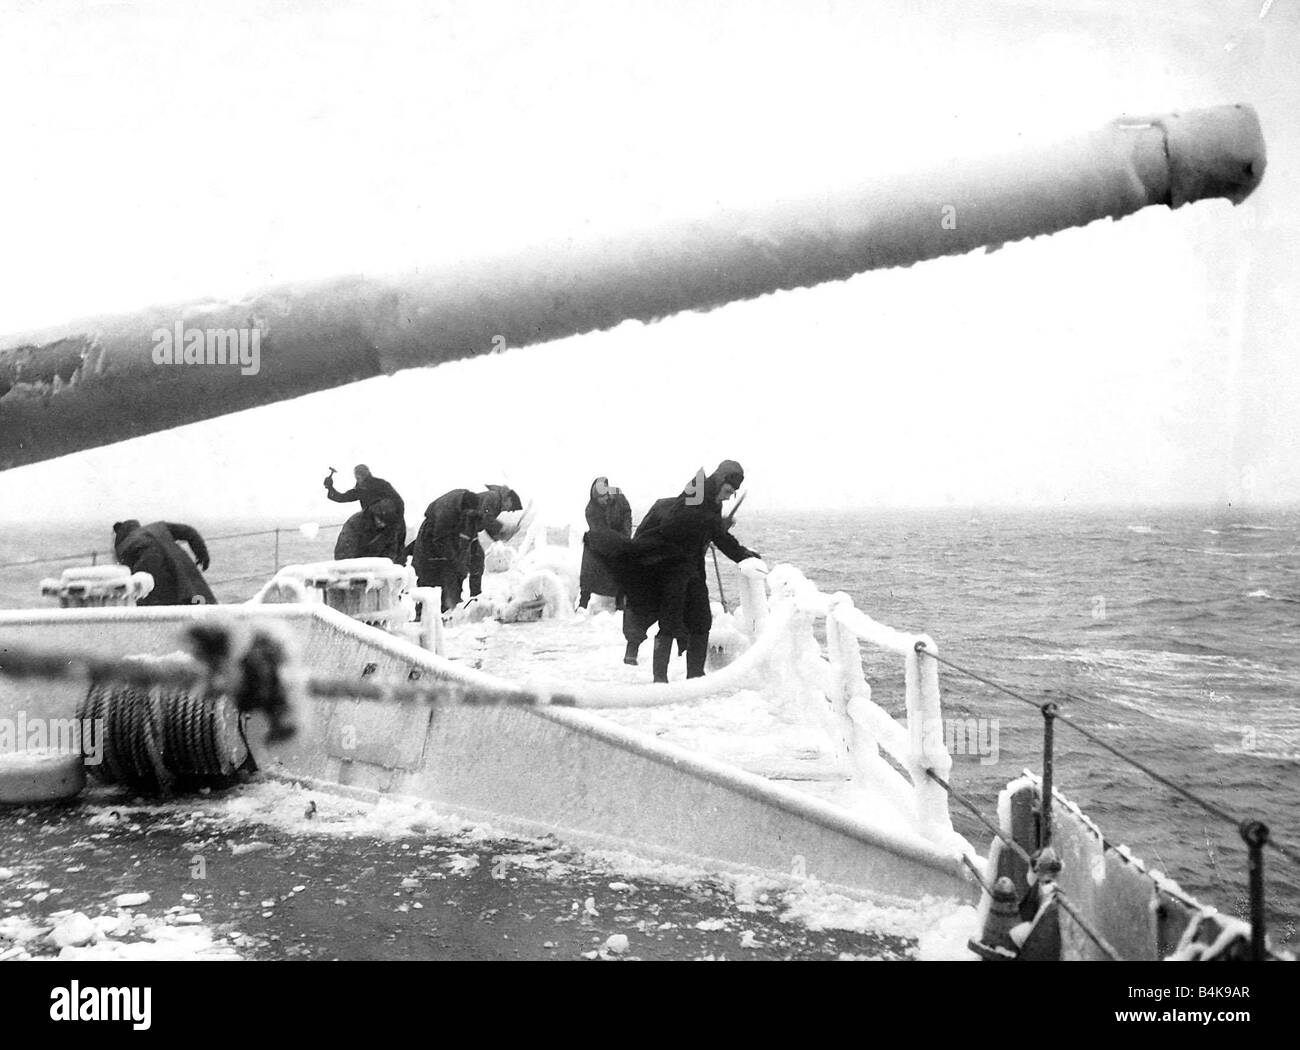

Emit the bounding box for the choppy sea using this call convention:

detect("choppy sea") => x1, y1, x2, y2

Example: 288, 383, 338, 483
2, 506, 1298, 939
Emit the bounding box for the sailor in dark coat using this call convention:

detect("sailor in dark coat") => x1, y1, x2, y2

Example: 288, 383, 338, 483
324, 464, 406, 563
590, 460, 761, 682
467, 485, 521, 597
613, 492, 681, 663
333, 497, 406, 561
579, 477, 633, 610
411, 489, 482, 612
112, 519, 218, 606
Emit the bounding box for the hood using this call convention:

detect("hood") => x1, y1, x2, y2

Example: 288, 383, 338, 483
485, 484, 522, 512
112, 520, 148, 563
708, 460, 744, 490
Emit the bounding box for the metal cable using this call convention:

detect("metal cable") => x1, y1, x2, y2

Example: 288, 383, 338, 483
0, 522, 349, 572
1052, 888, 1123, 961
915, 644, 1300, 869
925, 767, 1033, 865
960, 853, 994, 897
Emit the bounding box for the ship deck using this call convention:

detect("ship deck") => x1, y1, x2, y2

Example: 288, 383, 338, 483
0, 602, 979, 961
0, 780, 963, 962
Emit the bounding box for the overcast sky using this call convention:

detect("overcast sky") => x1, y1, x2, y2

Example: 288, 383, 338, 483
0, 0, 1297, 527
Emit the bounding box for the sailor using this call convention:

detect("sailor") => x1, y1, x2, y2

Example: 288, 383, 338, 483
333, 496, 406, 561
324, 464, 404, 515
617, 488, 685, 663
112, 519, 218, 606
599, 460, 764, 682
323, 464, 406, 563
579, 477, 633, 610
410, 489, 483, 612
467, 485, 523, 598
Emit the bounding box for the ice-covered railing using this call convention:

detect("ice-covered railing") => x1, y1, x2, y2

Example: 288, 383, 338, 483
248, 558, 446, 655
562, 562, 964, 852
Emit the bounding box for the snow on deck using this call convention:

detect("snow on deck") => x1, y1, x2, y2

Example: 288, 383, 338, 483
434, 607, 942, 856
0, 781, 977, 961
442, 610, 861, 804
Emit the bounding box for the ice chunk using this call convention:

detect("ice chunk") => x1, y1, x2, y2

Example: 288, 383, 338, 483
48, 913, 96, 949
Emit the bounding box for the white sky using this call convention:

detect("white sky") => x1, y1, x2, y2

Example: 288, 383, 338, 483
1, 0, 1297, 524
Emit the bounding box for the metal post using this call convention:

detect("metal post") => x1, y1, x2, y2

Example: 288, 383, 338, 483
710, 544, 728, 613
90, 551, 98, 566
273, 528, 281, 574
1240, 819, 1269, 961
1040, 701, 1058, 849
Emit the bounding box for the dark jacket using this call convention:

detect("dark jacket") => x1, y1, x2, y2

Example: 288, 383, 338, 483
634, 496, 675, 539
326, 475, 405, 519
334, 498, 407, 562
412, 489, 480, 583
113, 520, 218, 606
580, 478, 633, 598
588, 470, 757, 596
631, 474, 757, 579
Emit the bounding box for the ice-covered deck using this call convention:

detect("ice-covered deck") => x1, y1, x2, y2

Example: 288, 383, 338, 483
0, 572, 978, 912
447, 611, 864, 807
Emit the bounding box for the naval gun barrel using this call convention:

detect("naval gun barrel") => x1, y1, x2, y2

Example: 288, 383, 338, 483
0, 104, 1265, 470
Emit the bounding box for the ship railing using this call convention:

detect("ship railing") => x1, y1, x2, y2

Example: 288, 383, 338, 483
739, 565, 962, 851
0, 522, 351, 607
909, 644, 1300, 961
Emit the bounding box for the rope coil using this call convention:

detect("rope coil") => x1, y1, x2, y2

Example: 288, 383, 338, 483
78, 677, 251, 796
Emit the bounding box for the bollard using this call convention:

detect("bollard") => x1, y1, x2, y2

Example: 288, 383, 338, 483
1040, 701, 1058, 849
1239, 819, 1269, 962
969, 875, 1022, 960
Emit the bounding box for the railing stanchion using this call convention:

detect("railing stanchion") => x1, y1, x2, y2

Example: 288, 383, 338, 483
1240, 819, 1269, 962
909, 639, 955, 844
91, 551, 98, 566
273, 528, 281, 574
1040, 701, 1058, 850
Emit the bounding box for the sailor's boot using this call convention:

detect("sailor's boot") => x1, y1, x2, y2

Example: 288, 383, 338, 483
685, 634, 709, 679
652, 634, 674, 683
623, 639, 639, 666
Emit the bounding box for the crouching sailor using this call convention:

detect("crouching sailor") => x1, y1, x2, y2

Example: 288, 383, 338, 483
323, 464, 407, 562
411, 488, 482, 612
112, 519, 218, 606
468, 484, 523, 598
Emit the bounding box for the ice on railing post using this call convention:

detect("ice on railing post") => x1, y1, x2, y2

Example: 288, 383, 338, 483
825, 595, 921, 823
736, 562, 769, 638
825, 603, 873, 757
826, 595, 868, 702
410, 586, 445, 655
906, 635, 958, 845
